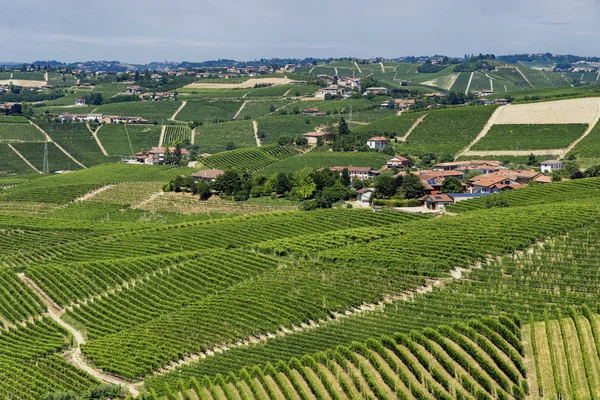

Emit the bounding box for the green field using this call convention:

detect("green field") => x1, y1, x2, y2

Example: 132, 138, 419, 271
176, 100, 242, 123
202, 145, 300, 172
399, 105, 498, 156
163, 125, 192, 145
354, 111, 427, 138
96, 124, 162, 156
35, 121, 108, 166
237, 100, 291, 120
12, 142, 83, 172
0, 123, 46, 142
11, 71, 46, 81
569, 121, 600, 165
194, 120, 256, 153
93, 101, 182, 123
260, 151, 389, 175
472, 124, 587, 151
256, 115, 336, 145
0, 144, 36, 175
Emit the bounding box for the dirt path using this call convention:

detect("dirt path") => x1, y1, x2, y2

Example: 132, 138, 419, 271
334, 67, 338, 76
87, 123, 109, 156
252, 120, 261, 147
516, 67, 535, 88
44, 71, 49, 82
191, 128, 196, 145
7, 144, 42, 174
379, 62, 385, 73
398, 113, 426, 142
283, 87, 293, 97
74, 185, 115, 202
233, 101, 248, 120
455, 105, 506, 158
596, 73, 599, 84
309, 66, 316, 74
133, 191, 164, 209
504, 84, 508, 92
30, 121, 86, 168
354, 62, 362, 74
17, 273, 141, 396
158, 125, 166, 147
169, 101, 187, 121
465, 72, 474, 94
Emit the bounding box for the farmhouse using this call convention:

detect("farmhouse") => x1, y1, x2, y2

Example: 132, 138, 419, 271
420, 194, 454, 210
102, 115, 148, 124
365, 87, 389, 95
540, 160, 564, 173
303, 131, 328, 145
387, 155, 409, 169
141, 147, 190, 165
395, 99, 416, 109
468, 175, 526, 194
74, 99, 87, 106
474, 90, 496, 97
57, 113, 103, 123
423, 92, 448, 98
433, 160, 503, 171
330, 166, 381, 180
126, 85, 142, 94
192, 169, 224, 183
367, 136, 387, 149
356, 188, 375, 205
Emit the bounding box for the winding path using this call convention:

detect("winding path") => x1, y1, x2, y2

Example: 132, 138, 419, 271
252, 120, 261, 147
465, 72, 474, 94
455, 105, 506, 158
17, 273, 141, 396
398, 114, 427, 142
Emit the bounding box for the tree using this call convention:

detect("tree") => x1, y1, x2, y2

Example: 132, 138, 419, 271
527, 153, 538, 166
399, 172, 426, 199
293, 168, 317, 199
269, 104, 276, 112
441, 176, 463, 193
271, 172, 293, 195
278, 136, 294, 146
212, 169, 242, 196
226, 142, 236, 151
338, 117, 350, 136
585, 165, 600, 177
340, 168, 351, 187
374, 174, 396, 198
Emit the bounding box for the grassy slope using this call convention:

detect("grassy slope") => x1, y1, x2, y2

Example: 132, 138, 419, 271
472, 124, 587, 151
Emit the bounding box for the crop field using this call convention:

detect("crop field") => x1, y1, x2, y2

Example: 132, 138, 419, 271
471, 123, 587, 151
349, 107, 397, 123
0, 123, 46, 142
11, 71, 46, 81
176, 100, 242, 123
259, 151, 389, 175
569, 120, 600, 163
354, 111, 427, 138
87, 181, 165, 206
12, 142, 83, 172
237, 100, 291, 120
493, 97, 600, 125
256, 115, 336, 145
399, 105, 498, 155
469, 71, 492, 92
163, 125, 192, 145
308, 66, 337, 76
93, 101, 182, 123
194, 120, 256, 153
0, 115, 29, 124
202, 145, 300, 172
449, 71, 471, 92
0, 144, 35, 174
47, 72, 77, 86
35, 121, 107, 166
96, 124, 161, 156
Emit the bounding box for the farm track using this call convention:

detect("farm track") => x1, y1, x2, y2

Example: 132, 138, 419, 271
74, 185, 115, 202
30, 121, 87, 168
465, 72, 474, 94
233, 101, 248, 120
87, 122, 109, 156
455, 105, 507, 158
133, 190, 164, 209
169, 101, 187, 121
379, 62, 385, 73
354, 62, 362, 74
7, 144, 42, 174
398, 113, 427, 142
17, 273, 142, 396
252, 120, 261, 147
516, 67, 535, 88
158, 125, 166, 147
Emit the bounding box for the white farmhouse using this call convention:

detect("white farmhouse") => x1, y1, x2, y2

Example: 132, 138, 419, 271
540, 160, 564, 173
367, 136, 387, 150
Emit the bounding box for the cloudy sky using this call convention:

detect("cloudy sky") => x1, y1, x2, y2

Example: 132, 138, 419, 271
1, 0, 598, 63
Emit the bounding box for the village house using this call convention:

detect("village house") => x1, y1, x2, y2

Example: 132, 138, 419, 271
474, 90, 496, 97
540, 159, 564, 173
423, 92, 448, 98
387, 155, 409, 169
74, 99, 87, 106
192, 169, 224, 183
303, 131, 328, 145
57, 113, 103, 123
365, 87, 389, 95
126, 85, 142, 94
395, 99, 415, 109
356, 188, 375, 205
330, 166, 381, 180
420, 194, 455, 210
468, 174, 526, 194
367, 136, 387, 150
138, 147, 190, 165
433, 160, 503, 171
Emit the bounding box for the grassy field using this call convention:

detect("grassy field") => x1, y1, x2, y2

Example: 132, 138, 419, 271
96, 124, 162, 156
12, 142, 83, 172
194, 120, 256, 153
472, 123, 588, 151
11, 71, 46, 81
238, 100, 292, 120
202, 145, 300, 172
0, 123, 46, 142
176, 100, 242, 123
398, 105, 498, 156
569, 121, 600, 164
259, 151, 389, 175
93, 101, 182, 123
354, 111, 427, 138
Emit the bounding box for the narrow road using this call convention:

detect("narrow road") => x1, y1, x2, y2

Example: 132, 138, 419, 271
191, 128, 196, 145
398, 114, 427, 142
29, 121, 86, 168
465, 72, 474, 95
252, 120, 261, 147
379, 62, 385, 73
455, 105, 506, 158
17, 273, 141, 397
74, 185, 115, 202
7, 144, 42, 174
334, 67, 338, 76
169, 101, 187, 121
158, 125, 166, 147
516, 67, 535, 88
44, 71, 49, 82
233, 101, 248, 120
87, 123, 109, 156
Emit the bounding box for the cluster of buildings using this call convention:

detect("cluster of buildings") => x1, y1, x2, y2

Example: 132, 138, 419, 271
57, 113, 147, 124
124, 146, 190, 165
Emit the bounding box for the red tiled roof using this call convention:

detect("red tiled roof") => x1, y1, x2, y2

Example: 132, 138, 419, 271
368, 136, 387, 141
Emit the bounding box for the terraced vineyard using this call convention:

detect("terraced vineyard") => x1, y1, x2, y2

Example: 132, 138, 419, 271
202, 144, 300, 172
163, 125, 192, 145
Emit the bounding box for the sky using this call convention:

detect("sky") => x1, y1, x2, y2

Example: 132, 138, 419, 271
1, 0, 599, 63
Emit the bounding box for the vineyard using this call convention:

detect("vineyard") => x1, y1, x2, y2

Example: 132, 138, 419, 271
96, 124, 162, 156
176, 100, 242, 124
194, 120, 256, 153
471, 123, 588, 151
0, 123, 46, 142
259, 151, 389, 176
202, 145, 300, 172
93, 102, 183, 124
35, 120, 107, 166
163, 125, 192, 145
